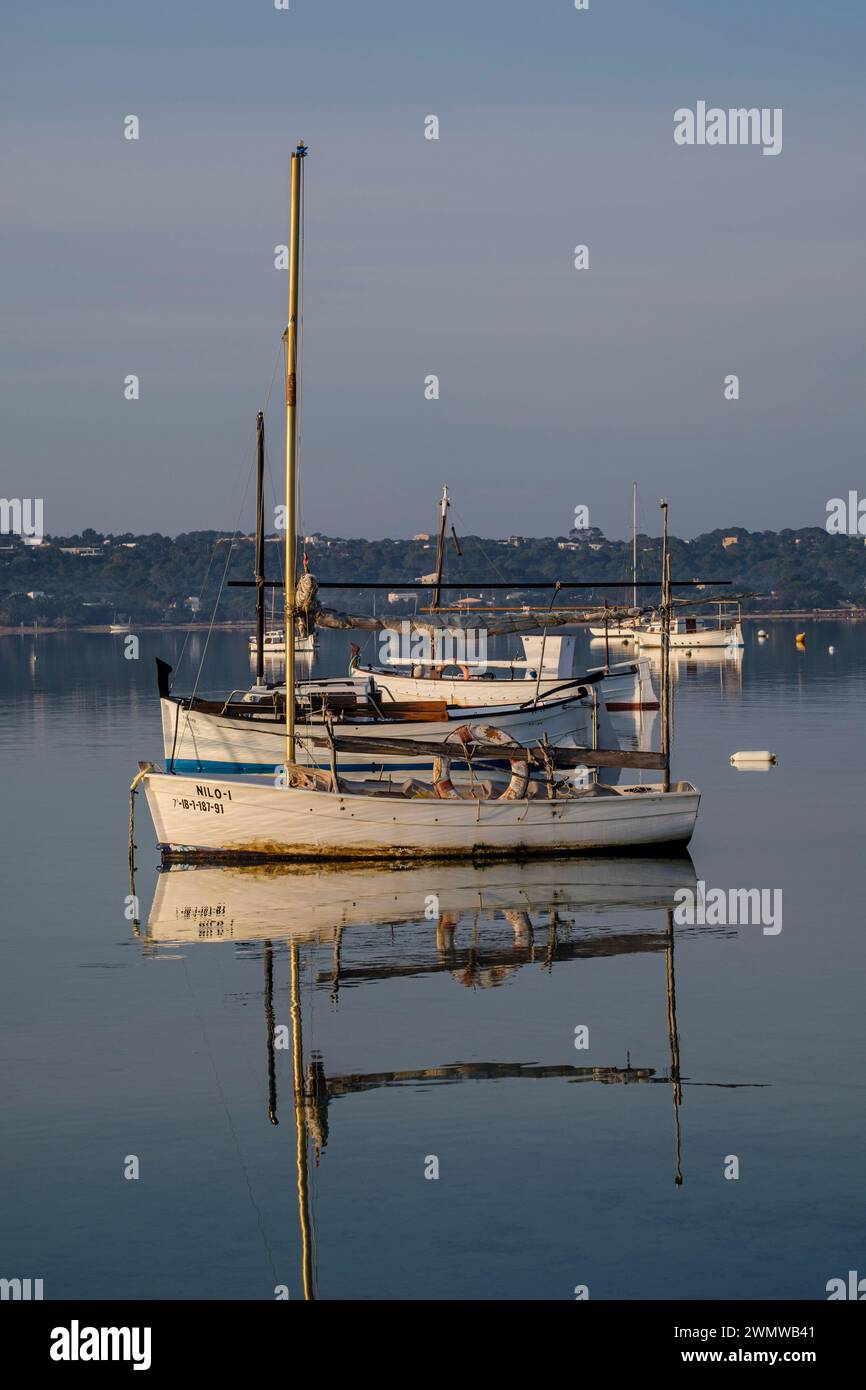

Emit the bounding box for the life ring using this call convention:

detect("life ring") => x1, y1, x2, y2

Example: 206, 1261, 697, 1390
432, 753, 460, 799
472, 724, 530, 800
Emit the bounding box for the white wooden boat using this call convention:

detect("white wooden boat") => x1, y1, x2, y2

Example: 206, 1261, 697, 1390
352, 652, 656, 716
140, 762, 700, 862
518, 635, 658, 712
158, 665, 600, 775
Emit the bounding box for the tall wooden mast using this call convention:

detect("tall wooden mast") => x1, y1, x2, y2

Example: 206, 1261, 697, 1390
285, 142, 307, 766
660, 500, 671, 792
431, 484, 450, 612
632, 481, 638, 610
254, 412, 266, 687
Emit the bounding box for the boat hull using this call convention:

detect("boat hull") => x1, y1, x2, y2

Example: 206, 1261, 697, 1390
357, 661, 657, 715
141, 771, 700, 862
160, 692, 597, 775
639, 623, 744, 649
588, 625, 640, 640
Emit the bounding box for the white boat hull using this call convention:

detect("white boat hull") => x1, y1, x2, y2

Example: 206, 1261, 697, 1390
141, 770, 700, 861
357, 660, 657, 715
248, 636, 317, 656
160, 692, 597, 775
588, 625, 640, 640
596, 659, 658, 712
639, 623, 744, 649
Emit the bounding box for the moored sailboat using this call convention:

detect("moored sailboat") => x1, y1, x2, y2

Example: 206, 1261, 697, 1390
134, 144, 700, 863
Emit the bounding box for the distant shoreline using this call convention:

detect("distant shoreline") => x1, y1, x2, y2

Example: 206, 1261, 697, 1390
2, 611, 864, 637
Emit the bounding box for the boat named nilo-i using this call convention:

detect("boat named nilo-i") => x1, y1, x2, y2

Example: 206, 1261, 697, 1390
133, 145, 700, 860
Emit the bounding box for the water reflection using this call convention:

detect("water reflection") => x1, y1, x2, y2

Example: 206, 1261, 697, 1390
139, 855, 763, 1299
639, 643, 745, 693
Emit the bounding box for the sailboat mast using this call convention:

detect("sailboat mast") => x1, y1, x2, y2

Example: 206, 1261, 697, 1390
660, 500, 671, 792
285, 142, 307, 766
254, 411, 265, 686
632, 481, 637, 610
431, 484, 450, 612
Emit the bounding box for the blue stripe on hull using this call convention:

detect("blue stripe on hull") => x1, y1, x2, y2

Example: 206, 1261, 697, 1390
169, 758, 510, 775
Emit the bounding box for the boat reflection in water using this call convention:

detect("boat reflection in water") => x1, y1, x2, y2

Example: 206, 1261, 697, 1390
142, 855, 762, 1299
636, 641, 745, 699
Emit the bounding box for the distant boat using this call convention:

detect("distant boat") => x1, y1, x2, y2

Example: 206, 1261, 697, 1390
109, 614, 131, 633
248, 627, 317, 657
639, 601, 744, 650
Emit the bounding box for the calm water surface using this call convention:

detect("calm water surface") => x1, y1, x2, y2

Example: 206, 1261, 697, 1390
1, 622, 864, 1300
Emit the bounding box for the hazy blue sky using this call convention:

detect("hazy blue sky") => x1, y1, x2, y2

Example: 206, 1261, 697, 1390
3, 0, 865, 540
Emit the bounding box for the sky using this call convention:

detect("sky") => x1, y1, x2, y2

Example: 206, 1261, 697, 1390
2, 0, 865, 541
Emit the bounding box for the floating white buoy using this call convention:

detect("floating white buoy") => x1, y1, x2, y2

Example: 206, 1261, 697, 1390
757, 629, 768, 639
829, 646, 835, 654
731, 750, 777, 767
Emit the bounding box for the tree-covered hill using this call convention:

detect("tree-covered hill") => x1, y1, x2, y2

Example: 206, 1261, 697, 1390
1, 525, 864, 626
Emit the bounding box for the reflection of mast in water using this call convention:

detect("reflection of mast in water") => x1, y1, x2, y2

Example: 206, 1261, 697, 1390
665, 909, 683, 1187
290, 943, 315, 1301
264, 942, 278, 1126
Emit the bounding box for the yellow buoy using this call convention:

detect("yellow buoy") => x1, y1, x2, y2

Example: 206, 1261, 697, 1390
795, 631, 806, 645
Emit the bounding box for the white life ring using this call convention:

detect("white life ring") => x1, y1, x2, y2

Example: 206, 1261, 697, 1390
432, 753, 460, 799
469, 724, 531, 800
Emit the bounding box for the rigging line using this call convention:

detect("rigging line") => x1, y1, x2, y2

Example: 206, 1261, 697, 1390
450, 503, 512, 588
173, 533, 222, 683
263, 434, 284, 585
179, 337, 284, 682
265, 336, 287, 583
190, 452, 256, 701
